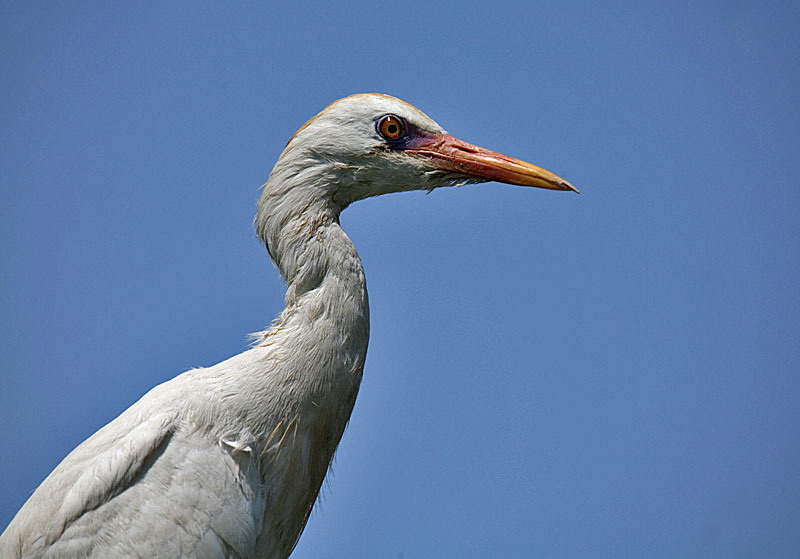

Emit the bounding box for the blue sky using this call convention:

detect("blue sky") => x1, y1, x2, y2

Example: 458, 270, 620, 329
1, 2, 798, 557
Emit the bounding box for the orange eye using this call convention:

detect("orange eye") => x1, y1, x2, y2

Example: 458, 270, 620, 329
377, 115, 405, 141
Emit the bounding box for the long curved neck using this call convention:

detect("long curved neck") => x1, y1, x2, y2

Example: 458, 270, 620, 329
254, 155, 369, 375
246, 160, 369, 557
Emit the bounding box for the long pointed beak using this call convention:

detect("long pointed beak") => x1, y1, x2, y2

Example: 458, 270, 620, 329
405, 133, 579, 193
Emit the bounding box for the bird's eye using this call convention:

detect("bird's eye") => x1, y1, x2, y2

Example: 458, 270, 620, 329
376, 114, 405, 141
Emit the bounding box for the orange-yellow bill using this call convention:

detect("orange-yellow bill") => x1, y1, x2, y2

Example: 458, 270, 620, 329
406, 133, 579, 193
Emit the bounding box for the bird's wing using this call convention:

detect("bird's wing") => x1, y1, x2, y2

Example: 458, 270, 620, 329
0, 392, 176, 557
1, 378, 265, 559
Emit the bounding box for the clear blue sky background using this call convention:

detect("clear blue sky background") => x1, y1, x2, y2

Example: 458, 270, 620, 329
2, 2, 798, 557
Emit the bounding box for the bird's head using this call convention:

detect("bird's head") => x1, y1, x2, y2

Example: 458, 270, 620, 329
269, 93, 578, 208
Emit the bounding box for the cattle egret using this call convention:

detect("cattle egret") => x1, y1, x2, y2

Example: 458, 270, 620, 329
0, 93, 577, 558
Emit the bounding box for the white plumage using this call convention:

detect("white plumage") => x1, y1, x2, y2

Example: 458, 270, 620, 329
0, 93, 576, 558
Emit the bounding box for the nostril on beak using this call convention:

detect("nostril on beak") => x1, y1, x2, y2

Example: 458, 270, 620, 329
453, 143, 478, 154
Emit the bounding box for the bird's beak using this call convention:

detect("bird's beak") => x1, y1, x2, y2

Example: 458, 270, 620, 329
405, 133, 579, 193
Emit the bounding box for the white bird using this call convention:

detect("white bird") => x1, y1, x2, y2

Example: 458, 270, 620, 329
0, 93, 577, 558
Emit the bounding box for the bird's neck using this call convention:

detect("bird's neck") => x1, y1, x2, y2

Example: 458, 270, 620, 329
255, 164, 370, 377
